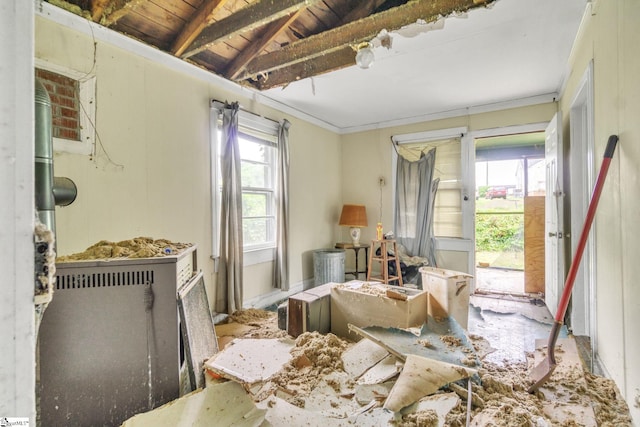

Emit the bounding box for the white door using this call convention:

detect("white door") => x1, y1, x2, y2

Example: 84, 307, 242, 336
545, 113, 564, 314
569, 61, 595, 336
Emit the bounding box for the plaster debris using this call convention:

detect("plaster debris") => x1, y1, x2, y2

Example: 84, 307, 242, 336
226, 309, 288, 339
57, 237, 192, 261
440, 335, 462, 348
162, 304, 632, 426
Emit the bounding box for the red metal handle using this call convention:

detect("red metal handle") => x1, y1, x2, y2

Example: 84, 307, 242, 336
555, 135, 618, 322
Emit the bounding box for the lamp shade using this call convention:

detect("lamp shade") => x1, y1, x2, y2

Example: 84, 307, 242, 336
339, 204, 368, 227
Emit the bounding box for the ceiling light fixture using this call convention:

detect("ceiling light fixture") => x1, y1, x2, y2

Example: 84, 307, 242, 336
355, 42, 374, 69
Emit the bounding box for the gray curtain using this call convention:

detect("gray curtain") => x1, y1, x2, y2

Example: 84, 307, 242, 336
216, 102, 243, 314
273, 119, 291, 290
395, 148, 439, 267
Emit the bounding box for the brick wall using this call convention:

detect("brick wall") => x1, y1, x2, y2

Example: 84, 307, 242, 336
35, 68, 80, 141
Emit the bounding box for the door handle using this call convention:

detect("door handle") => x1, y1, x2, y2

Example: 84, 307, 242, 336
548, 232, 563, 238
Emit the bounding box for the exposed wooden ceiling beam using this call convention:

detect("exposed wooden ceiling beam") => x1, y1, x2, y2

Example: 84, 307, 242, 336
224, 10, 303, 81
181, 0, 320, 59
237, 0, 494, 81
171, 0, 229, 56
101, 0, 148, 27
250, 46, 356, 90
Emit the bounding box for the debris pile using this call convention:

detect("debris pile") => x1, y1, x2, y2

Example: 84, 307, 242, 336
123, 303, 633, 426
57, 237, 192, 261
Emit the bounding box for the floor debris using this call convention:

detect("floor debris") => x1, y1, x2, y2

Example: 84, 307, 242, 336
384, 355, 476, 412
204, 338, 294, 385
122, 298, 632, 426
121, 381, 265, 427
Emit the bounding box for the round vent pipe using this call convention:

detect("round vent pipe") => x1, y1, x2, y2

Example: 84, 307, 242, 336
35, 78, 78, 242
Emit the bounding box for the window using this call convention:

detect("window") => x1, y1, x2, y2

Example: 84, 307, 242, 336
35, 59, 96, 155
395, 137, 464, 238
212, 107, 279, 264
237, 130, 277, 250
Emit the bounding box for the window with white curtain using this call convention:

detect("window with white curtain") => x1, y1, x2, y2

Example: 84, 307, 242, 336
212, 108, 279, 262
396, 138, 463, 238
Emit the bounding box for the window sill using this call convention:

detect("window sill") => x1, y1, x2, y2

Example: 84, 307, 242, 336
244, 247, 276, 266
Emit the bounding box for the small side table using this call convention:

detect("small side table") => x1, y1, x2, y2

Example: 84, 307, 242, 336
335, 242, 370, 280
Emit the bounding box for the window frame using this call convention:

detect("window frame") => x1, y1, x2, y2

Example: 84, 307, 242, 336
210, 103, 279, 266
35, 58, 96, 156
237, 130, 278, 253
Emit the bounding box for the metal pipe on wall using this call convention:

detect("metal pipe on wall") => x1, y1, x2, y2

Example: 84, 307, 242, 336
35, 78, 56, 236
34, 78, 78, 243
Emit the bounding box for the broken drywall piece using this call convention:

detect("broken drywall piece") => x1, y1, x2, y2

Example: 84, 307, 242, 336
354, 381, 395, 405
384, 354, 477, 412
259, 396, 395, 427
348, 324, 407, 361
351, 316, 479, 369
400, 392, 460, 427
258, 396, 347, 427
341, 338, 389, 378
204, 338, 294, 385
470, 295, 553, 324
357, 354, 401, 385
121, 381, 265, 427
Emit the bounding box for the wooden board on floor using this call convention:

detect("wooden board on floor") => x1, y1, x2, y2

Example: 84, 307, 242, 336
524, 196, 545, 293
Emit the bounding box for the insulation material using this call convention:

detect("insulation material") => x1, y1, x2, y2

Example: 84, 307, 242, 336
399, 393, 460, 427
57, 236, 193, 261
34, 219, 55, 305
121, 381, 265, 427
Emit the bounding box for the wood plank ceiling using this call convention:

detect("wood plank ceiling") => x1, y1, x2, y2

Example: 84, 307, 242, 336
48, 0, 496, 90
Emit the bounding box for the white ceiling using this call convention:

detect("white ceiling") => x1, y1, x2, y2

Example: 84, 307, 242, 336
261, 0, 589, 133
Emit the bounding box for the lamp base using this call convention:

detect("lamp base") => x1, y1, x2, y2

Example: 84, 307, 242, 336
350, 227, 361, 246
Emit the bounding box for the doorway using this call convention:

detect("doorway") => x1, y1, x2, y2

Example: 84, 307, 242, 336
473, 132, 545, 295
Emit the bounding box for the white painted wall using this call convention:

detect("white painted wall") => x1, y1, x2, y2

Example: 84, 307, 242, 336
558, 1, 640, 422
0, 1, 36, 422
35, 13, 342, 308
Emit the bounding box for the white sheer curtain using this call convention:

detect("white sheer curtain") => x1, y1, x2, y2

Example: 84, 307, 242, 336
395, 148, 439, 267
273, 119, 291, 290
215, 102, 243, 314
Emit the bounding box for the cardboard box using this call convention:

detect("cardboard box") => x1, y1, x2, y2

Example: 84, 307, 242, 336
287, 283, 333, 337
330, 281, 428, 340
420, 267, 472, 329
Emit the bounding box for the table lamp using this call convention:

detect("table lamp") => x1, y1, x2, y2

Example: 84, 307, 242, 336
339, 204, 368, 246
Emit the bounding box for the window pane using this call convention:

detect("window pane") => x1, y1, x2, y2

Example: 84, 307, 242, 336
243, 193, 267, 217
242, 161, 270, 188
239, 138, 268, 162
243, 217, 274, 246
